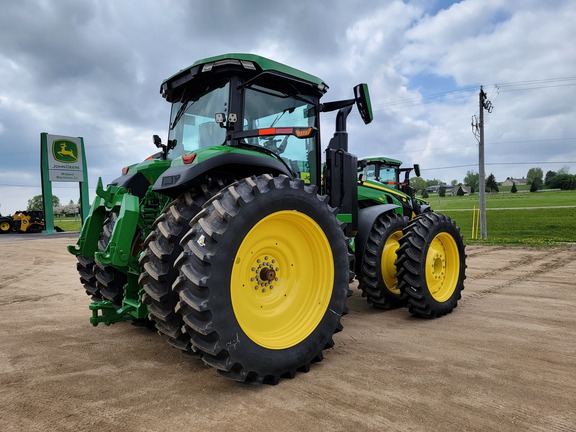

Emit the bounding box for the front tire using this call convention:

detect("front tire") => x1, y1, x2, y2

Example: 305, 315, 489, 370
174, 175, 349, 384
94, 213, 127, 308
0, 218, 13, 233
395, 212, 466, 318
76, 256, 102, 300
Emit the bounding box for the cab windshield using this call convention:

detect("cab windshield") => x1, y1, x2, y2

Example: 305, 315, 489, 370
361, 163, 399, 185
168, 81, 229, 159
243, 85, 317, 183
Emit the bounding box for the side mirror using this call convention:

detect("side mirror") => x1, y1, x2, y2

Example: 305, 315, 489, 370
354, 83, 373, 125
153, 134, 162, 148
413, 164, 421, 177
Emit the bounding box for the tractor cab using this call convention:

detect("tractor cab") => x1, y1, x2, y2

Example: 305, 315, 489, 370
155, 54, 329, 191
154, 54, 372, 233
358, 156, 420, 195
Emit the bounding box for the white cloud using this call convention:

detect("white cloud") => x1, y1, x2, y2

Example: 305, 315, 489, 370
0, 0, 575, 214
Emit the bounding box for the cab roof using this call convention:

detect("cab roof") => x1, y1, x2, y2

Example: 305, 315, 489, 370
161, 53, 328, 102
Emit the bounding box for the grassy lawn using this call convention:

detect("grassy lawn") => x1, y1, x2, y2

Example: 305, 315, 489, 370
430, 189, 576, 210
54, 217, 82, 232
54, 190, 575, 246
428, 190, 576, 245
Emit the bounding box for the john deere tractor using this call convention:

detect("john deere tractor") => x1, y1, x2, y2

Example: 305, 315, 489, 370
356, 156, 433, 309
69, 53, 466, 384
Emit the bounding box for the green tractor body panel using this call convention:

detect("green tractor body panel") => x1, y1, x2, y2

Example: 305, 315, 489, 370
124, 158, 173, 184
154, 146, 295, 198
358, 180, 412, 216
69, 158, 173, 325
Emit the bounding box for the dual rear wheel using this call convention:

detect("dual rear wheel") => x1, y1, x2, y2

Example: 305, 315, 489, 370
359, 211, 466, 318
144, 174, 349, 384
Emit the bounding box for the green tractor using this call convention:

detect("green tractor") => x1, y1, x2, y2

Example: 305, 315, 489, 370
355, 156, 433, 309
69, 53, 466, 384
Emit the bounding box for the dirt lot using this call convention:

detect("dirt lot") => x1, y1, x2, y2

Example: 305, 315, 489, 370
0, 234, 575, 432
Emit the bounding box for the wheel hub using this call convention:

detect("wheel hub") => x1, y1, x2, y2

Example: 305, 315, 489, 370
251, 256, 279, 293
431, 253, 445, 280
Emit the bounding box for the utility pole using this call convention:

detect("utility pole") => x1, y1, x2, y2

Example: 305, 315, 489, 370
477, 86, 492, 239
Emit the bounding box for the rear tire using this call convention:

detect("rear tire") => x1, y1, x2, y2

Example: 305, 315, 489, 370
395, 213, 466, 318
140, 180, 227, 352
174, 175, 349, 384
358, 212, 408, 309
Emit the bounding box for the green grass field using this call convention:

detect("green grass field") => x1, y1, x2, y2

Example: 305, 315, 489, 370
430, 189, 575, 209
55, 190, 575, 246
54, 217, 82, 232
430, 190, 576, 245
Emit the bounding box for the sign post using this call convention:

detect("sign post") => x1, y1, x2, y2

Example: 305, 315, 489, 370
40, 133, 89, 234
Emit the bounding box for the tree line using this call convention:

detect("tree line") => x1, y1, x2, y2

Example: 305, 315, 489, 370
410, 166, 574, 195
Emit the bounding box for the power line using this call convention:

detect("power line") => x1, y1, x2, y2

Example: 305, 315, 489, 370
370, 76, 576, 112
421, 161, 576, 171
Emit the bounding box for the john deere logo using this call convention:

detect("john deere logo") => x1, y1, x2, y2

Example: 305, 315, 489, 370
52, 139, 78, 163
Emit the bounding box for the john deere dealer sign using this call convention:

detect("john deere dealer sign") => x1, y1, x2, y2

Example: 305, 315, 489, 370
45, 135, 84, 182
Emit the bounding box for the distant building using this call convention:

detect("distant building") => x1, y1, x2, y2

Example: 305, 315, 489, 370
425, 185, 454, 193
501, 177, 528, 186
452, 185, 472, 196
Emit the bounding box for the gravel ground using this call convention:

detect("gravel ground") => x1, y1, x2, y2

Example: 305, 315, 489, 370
0, 234, 575, 432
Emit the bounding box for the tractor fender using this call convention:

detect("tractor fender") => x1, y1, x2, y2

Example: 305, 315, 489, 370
355, 204, 400, 274
109, 172, 150, 198
152, 152, 292, 198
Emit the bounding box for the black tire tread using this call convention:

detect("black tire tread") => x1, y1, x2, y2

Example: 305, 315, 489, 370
94, 213, 127, 308
76, 255, 101, 300
358, 212, 408, 309
395, 212, 466, 318
140, 180, 227, 352
174, 174, 349, 384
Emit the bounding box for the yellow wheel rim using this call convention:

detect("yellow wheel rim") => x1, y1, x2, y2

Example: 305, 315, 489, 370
380, 229, 402, 295
0, 221, 10, 231
231, 210, 334, 350
425, 232, 460, 302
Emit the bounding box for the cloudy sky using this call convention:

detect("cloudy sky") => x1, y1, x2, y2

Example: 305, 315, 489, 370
1, 0, 575, 214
